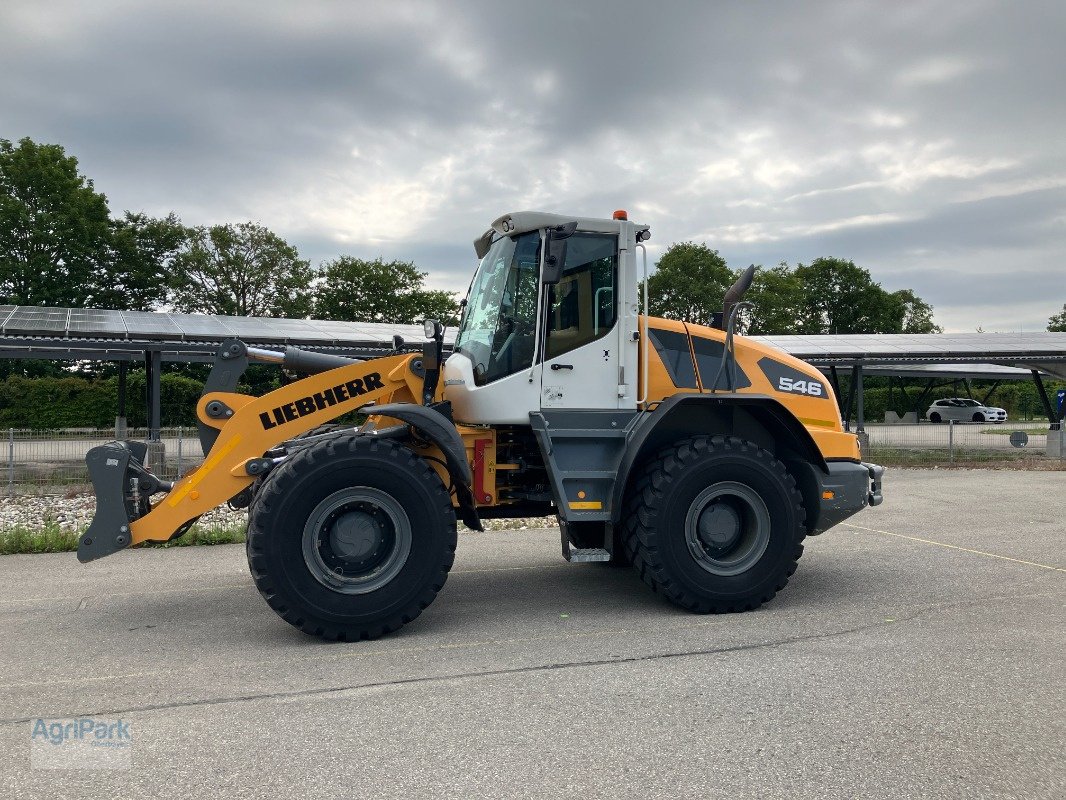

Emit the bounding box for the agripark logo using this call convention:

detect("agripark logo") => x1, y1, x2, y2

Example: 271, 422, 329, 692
29, 717, 132, 770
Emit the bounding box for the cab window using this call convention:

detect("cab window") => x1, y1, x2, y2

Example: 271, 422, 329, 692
544, 233, 617, 360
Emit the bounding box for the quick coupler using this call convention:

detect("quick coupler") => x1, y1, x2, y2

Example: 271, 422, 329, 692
77, 441, 172, 563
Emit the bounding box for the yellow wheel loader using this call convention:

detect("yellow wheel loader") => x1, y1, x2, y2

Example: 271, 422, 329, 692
79, 210, 884, 640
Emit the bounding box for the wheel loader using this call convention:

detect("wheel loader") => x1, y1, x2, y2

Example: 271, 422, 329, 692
79, 210, 884, 640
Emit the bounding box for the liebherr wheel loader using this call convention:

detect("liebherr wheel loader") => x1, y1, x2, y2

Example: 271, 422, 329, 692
80, 210, 884, 640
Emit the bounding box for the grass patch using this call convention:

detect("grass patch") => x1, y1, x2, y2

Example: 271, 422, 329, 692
0, 521, 247, 556
0, 522, 80, 555
867, 446, 1063, 469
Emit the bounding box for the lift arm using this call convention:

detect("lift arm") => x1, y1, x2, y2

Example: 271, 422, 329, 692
78, 350, 421, 562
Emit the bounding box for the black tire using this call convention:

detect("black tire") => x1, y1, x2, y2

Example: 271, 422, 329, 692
246, 436, 457, 640
972, 413, 984, 423
622, 435, 806, 613
929, 412, 942, 423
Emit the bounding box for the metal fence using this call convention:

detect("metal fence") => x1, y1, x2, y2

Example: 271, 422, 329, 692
862, 420, 1064, 467
4, 427, 204, 496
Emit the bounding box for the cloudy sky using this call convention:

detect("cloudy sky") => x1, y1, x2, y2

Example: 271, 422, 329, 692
3, 0, 1064, 331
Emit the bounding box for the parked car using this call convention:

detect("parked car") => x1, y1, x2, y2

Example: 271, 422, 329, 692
926, 398, 1007, 423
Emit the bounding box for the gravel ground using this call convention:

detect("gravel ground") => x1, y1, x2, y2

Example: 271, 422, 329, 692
0, 493, 556, 532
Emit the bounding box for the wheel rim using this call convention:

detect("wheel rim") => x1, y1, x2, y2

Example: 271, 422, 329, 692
302, 487, 412, 594
684, 481, 771, 577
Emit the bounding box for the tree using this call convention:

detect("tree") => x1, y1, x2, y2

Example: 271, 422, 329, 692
645, 242, 735, 324
170, 222, 314, 318
794, 257, 902, 334
313, 257, 458, 325
95, 212, 190, 311
744, 263, 803, 334
888, 288, 942, 333
1049, 304, 1066, 332
0, 137, 112, 307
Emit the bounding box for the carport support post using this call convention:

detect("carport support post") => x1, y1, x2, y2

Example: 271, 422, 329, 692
1031, 370, 1059, 430
115, 362, 128, 440
853, 364, 870, 455
144, 350, 165, 472
842, 368, 856, 432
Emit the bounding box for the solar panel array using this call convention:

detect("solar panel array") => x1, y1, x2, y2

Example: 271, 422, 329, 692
0, 305, 452, 347
749, 332, 1066, 362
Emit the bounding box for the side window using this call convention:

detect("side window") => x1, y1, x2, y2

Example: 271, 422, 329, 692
544, 233, 617, 360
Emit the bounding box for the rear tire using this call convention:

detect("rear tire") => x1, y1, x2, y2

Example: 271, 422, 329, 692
929, 412, 942, 423
247, 436, 457, 640
622, 436, 806, 613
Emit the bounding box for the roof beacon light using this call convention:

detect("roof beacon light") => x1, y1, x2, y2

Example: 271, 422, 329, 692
612, 209, 628, 221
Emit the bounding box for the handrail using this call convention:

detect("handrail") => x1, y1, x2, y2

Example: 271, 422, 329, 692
637, 244, 649, 407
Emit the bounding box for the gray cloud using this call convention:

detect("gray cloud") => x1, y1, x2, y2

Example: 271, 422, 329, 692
2, 0, 1064, 330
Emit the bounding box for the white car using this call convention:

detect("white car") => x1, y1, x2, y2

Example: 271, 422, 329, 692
926, 398, 1007, 424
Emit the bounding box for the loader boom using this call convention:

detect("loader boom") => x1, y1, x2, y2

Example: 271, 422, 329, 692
79, 351, 422, 561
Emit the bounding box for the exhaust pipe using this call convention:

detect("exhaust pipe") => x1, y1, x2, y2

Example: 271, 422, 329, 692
715, 264, 756, 330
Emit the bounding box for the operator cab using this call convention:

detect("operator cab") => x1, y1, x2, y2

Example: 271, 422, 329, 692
446, 211, 649, 424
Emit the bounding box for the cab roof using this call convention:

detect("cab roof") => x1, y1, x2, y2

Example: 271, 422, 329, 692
474, 210, 649, 257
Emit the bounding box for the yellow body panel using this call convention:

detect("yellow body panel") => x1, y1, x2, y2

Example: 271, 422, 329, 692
642, 317, 860, 461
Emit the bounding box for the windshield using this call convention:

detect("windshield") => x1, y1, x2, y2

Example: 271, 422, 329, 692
454, 230, 542, 385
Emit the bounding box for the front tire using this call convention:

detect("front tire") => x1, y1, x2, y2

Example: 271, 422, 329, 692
622, 436, 806, 613
247, 436, 457, 640
972, 413, 984, 423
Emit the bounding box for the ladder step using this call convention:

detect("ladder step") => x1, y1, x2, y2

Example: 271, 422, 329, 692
567, 547, 611, 563
546, 429, 628, 438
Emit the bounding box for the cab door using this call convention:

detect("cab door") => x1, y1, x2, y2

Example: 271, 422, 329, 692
539, 233, 623, 411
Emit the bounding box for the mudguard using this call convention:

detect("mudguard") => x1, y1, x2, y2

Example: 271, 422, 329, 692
363, 402, 482, 531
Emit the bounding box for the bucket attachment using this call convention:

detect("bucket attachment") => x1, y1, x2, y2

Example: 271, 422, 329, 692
78, 441, 172, 563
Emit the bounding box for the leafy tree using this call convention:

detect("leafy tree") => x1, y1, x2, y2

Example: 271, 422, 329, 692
95, 212, 190, 311
794, 257, 902, 334
1049, 304, 1066, 332
0, 137, 112, 307
170, 222, 313, 318
313, 257, 458, 325
645, 242, 735, 325
744, 263, 803, 334
887, 288, 942, 333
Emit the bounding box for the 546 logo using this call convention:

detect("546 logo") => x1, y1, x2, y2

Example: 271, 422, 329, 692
777, 376, 823, 397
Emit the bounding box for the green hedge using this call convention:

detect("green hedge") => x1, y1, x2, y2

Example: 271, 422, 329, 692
0, 372, 205, 428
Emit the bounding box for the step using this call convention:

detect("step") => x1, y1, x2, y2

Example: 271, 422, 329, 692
566, 547, 611, 563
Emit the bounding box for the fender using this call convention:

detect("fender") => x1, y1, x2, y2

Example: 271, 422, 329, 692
609, 393, 829, 523
362, 402, 483, 531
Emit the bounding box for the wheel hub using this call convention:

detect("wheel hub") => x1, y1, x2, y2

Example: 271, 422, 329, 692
329, 505, 392, 561
696, 501, 742, 555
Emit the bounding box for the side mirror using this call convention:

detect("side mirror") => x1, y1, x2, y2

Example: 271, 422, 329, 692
541, 222, 578, 284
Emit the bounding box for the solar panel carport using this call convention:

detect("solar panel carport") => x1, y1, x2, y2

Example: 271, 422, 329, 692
0, 305, 439, 440
749, 332, 1066, 431
0, 305, 1063, 438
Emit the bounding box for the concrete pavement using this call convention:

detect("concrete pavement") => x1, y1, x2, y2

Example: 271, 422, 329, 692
0, 469, 1063, 799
